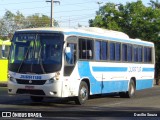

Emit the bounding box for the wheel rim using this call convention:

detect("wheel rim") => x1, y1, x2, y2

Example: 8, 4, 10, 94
130, 84, 135, 95
80, 86, 88, 100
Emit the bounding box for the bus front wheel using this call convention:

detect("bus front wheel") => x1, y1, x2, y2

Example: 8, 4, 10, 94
75, 81, 89, 105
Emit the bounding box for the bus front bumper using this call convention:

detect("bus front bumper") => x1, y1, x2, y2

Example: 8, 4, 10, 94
7, 81, 63, 97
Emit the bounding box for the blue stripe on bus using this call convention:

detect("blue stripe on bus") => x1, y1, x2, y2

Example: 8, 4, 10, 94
142, 68, 154, 72
92, 67, 127, 72
78, 61, 153, 94
136, 79, 153, 90
64, 32, 154, 47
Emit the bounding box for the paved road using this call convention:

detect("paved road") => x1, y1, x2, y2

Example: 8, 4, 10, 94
0, 86, 160, 119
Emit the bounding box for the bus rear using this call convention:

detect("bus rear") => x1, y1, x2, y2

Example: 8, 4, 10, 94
0, 40, 11, 84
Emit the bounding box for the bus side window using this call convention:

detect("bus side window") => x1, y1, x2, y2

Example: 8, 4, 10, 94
122, 44, 127, 61
133, 45, 138, 62
79, 38, 93, 60
65, 43, 76, 65
127, 44, 132, 62
144, 47, 152, 63
110, 42, 115, 61
115, 42, 121, 61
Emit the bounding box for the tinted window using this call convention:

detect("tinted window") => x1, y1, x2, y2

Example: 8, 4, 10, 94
133, 46, 138, 62
127, 44, 132, 62
79, 38, 93, 60
95, 41, 101, 60
110, 42, 115, 60
101, 41, 108, 60
122, 44, 127, 61
138, 46, 143, 62
115, 43, 121, 61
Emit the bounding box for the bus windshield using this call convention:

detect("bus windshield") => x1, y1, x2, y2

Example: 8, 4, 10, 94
9, 33, 64, 74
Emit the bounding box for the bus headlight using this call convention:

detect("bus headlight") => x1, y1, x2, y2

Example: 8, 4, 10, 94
9, 77, 17, 83
46, 78, 54, 84
54, 72, 60, 80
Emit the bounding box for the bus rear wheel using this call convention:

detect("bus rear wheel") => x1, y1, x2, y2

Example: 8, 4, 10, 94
30, 96, 44, 102
119, 79, 136, 98
75, 81, 89, 105
127, 79, 136, 98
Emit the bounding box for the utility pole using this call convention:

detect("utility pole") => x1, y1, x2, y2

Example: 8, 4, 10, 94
46, 0, 60, 27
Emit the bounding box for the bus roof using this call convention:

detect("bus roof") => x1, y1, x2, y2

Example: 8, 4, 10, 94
16, 27, 129, 38
16, 27, 154, 47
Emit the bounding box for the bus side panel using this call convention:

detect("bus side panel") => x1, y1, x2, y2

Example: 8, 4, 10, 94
101, 80, 128, 93
78, 61, 129, 95
78, 61, 102, 94
0, 59, 8, 83
136, 79, 154, 90
78, 61, 154, 95
136, 67, 154, 90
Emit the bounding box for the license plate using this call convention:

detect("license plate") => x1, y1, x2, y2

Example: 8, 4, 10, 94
25, 86, 34, 89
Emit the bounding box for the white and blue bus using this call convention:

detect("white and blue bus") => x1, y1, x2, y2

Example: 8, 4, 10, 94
8, 27, 155, 104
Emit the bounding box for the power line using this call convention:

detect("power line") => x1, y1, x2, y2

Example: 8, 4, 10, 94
59, 14, 95, 22
0, 0, 44, 6
0, 0, 98, 27
0, 0, 93, 6
0, 0, 97, 12
51, 7, 97, 14
0, 4, 98, 16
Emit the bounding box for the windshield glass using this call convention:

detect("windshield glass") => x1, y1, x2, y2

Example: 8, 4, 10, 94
9, 32, 64, 73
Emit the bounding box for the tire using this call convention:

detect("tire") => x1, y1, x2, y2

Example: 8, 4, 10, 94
75, 81, 89, 105
119, 79, 136, 98
30, 96, 44, 102
126, 79, 136, 98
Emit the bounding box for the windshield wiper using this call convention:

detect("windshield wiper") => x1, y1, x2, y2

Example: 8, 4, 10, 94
17, 46, 31, 73
38, 45, 46, 74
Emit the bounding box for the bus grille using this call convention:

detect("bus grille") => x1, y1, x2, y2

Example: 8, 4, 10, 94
16, 79, 47, 85
16, 89, 45, 95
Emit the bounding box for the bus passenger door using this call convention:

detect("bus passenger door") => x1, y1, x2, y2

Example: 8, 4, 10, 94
63, 39, 77, 96
64, 37, 77, 76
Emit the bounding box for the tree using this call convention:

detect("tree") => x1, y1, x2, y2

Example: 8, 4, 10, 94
0, 10, 59, 40
89, 0, 160, 42
0, 10, 26, 39
149, 0, 160, 9
89, 0, 160, 84
89, 3, 122, 31
25, 13, 59, 28
0, 11, 15, 37
25, 13, 49, 28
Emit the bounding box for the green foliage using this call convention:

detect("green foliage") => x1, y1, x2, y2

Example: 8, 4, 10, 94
26, 13, 50, 28
89, 0, 160, 80
89, 0, 160, 42
0, 10, 59, 40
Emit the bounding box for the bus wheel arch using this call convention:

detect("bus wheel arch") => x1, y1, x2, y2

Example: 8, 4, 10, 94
75, 78, 90, 105
130, 77, 136, 89
119, 77, 136, 98
82, 79, 90, 96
